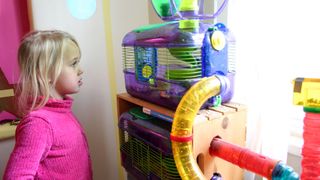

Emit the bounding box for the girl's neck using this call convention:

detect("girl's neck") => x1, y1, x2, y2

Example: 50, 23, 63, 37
50, 88, 65, 100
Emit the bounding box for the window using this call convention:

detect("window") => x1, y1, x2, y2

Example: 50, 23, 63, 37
228, 0, 320, 166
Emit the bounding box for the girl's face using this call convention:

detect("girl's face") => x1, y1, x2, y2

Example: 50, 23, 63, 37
53, 39, 83, 99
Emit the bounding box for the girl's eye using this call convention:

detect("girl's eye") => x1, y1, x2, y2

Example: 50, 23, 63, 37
71, 60, 79, 67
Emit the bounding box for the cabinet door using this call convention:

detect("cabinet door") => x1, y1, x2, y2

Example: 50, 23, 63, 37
0, 0, 30, 120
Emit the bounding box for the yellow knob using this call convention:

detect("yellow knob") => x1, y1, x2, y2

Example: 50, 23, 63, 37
142, 65, 152, 78
211, 30, 226, 51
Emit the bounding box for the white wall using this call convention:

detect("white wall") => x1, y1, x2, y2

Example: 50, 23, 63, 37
0, 0, 148, 179
0, 139, 15, 175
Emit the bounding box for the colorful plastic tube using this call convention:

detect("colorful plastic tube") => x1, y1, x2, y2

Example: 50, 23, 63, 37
209, 138, 299, 180
170, 75, 299, 179
170, 75, 224, 180
293, 77, 320, 179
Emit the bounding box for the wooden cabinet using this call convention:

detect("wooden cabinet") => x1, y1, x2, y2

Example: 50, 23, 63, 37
117, 93, 247, 180
0, 121, 17, 140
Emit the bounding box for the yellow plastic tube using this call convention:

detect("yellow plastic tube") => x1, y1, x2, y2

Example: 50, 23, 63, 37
179, 0, 199, 11
170, 76, 222, 180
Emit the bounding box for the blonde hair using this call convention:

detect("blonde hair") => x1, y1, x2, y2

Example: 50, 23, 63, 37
17, 30, 80, 115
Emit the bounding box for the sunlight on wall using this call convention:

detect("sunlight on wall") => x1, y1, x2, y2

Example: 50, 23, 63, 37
66, 0, 96, 20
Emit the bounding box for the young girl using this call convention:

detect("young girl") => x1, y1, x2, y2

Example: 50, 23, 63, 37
4, 30, 92, 180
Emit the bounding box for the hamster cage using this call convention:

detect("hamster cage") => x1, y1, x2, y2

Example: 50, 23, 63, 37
122, 0, 235, 110
119, 107, 180, 179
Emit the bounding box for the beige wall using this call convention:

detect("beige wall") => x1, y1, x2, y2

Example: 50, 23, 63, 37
148, 2, 162, 24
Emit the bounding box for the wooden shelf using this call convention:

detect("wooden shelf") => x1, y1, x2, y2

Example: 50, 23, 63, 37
117, 93, 175, 119
0, 121, 17, 140
117, 93, 247, 180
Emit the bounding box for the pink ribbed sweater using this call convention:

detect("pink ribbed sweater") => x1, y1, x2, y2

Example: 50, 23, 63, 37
3, 97, 92, 180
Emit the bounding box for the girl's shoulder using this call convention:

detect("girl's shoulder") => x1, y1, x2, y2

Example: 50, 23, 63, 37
22, 108, 53, 124
17, 109, 54, 134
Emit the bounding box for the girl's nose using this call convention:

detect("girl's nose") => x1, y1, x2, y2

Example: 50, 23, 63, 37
78, 67, 84, 75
